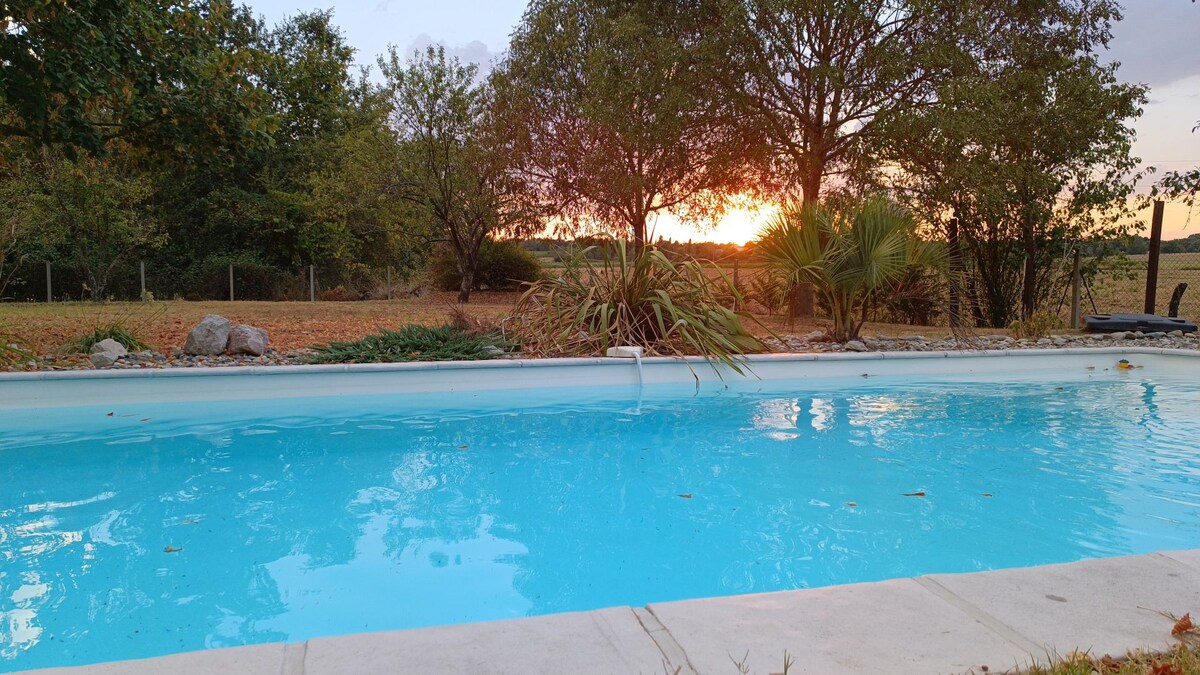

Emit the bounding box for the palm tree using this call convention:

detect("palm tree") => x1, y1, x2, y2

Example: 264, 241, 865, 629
756, 197, 945, 342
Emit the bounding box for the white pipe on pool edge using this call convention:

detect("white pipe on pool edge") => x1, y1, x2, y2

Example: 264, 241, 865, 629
605, 345, 645, 386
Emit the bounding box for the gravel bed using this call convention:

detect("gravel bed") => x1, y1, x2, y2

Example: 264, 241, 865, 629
765, 329, 1200, 353
6, 329, 1198, 372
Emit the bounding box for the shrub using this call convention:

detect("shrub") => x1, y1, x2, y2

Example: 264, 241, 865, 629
756, 197, 945, 342
306, 324, 508, 364
427, 239, 543, 292
509, 241, 763, 372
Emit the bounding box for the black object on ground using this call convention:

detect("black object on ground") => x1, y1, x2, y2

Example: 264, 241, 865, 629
1083, 313, 1197, 333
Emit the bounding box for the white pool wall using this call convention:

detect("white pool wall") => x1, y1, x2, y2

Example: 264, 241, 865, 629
0, 347, 1195, 410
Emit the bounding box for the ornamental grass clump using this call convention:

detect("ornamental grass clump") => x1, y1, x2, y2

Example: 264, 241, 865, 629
306, 324, 508, 364
509, 241, 763, 372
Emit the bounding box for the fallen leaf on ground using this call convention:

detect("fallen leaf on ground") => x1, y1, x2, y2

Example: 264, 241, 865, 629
902, 491, 926, 497
1172, 612, 1194, 636
163, 546, 183, 553
1151, 664, 1183, 675
678, 493, 693, 499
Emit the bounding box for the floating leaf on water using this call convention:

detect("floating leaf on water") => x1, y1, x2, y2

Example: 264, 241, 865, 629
1086, 366, 1096, 370
1172, 612, 1195, 636
140, 418, 151, 422
106, 412, 114, 417
1055, 387, 1064, 391
982, 493, 993, 498
457, 445, 469, 450
180, 519, 199, 525
678, 493, 693, 499
902, 491, 926, 497
846, 501, 857, 507
164, 546, 183, 553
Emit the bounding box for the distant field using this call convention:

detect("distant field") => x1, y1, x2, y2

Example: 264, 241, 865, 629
1087, 252, 1200, 319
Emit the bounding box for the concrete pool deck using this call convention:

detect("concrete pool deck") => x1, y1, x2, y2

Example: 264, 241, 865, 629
29, 549, 1200, 675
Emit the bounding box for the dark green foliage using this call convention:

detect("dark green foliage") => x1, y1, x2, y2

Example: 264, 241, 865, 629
428, 240, 543, 292
180, 251, 295, 301
306, 324, 507, 364
62, 323, 151, 354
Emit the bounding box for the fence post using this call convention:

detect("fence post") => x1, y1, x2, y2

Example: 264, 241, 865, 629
386, 266, 392, 300
229, 263, 235, 302
309, 265, 315, 302
1071, 249, 1081, 329
1144, 200, 1164, 315
45, 261, 51, 303
139, 261, 147, 300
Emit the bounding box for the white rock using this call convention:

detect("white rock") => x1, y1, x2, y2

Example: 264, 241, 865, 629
89, 338, 128, 367
803, 330, 826, 342
1169, 330, 1184, 337
844, 340, 868, 352
227, 324, 269, 356
185, 315, 232, 356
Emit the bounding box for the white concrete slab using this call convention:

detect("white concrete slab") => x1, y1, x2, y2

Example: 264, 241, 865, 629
924, 553, 1200, 659
28, 643, 286, 675
646, 578, 1032, 675
301, 607, 673, 675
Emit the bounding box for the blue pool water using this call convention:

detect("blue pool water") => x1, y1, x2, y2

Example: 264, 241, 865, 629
4, 371, 1200, 670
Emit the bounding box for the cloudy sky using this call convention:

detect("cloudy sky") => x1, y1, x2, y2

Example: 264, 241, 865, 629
247, 0, 1200, 242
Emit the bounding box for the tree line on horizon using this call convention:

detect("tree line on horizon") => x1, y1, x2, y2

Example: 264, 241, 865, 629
1, 0, 1195, 326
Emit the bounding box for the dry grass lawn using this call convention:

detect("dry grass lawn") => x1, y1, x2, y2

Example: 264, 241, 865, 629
0, 291, 993, 355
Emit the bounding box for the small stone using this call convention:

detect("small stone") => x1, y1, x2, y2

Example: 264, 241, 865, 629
844, 340, 868, 352
185, 315, 232, 356
482, 345, 505, 356
1036, 338, 1052, 346
1147, 331, 1166, 338
1169, 330, 1184, 337
227, 324, 269, 356
1109, 331, 1127, 340
803, 330, 826, 342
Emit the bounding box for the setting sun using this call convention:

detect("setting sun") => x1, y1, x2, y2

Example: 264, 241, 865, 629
651, 195, 781, 245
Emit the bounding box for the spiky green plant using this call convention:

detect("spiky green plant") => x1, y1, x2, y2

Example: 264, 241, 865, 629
0, 332, 33, 368
307, 324, 508, 364
510, 241, 763, 373
63, 323, 151, 353
756, 197, 945, 342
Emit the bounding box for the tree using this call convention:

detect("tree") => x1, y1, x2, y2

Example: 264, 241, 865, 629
714, 0, 953, 204
382, 46, 540, 303
19, 148, 164, 300
756, 197, 943, 341
493, 0, 766, 248
879, 0, 1145, 326
0, 0, 271, 164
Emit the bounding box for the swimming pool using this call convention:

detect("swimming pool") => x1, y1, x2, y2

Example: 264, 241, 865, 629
3, 350, 1200, 671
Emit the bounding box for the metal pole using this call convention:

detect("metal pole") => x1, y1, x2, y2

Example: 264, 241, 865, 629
1144, 200, 1164, 314
229, 263, 235, 302
1071, 249, 1081, 329
45, 261, 51, 303
139, 261, 146, 300
309, 265, 315, 302
386, 266, 392, 300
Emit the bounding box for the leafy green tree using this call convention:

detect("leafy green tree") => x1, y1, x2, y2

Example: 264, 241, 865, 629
0, 0, 271, 164
19, 148, 164, 300
756, 197, 943, 341
879, 0, 1145, 326
493, 0, 766, 248
382, 46, 540, 303
713, 0, 955, 204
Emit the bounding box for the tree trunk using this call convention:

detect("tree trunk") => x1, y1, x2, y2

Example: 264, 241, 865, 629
799, 166, 822, 208
454, 246, 476, 304
947, 217, 964, 328
632, 212, 648, 251
1020, 213, 1037, 320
